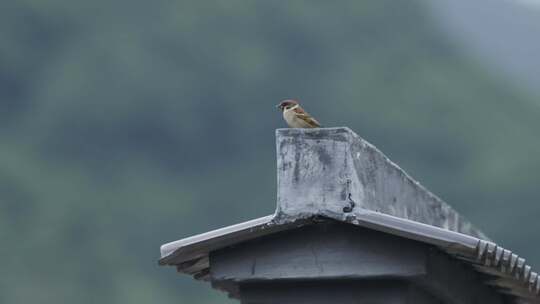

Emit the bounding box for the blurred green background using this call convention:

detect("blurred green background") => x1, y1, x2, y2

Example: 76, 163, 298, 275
2, 0, 540, 303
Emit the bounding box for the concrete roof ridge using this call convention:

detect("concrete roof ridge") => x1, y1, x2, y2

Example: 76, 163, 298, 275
275, 127, 488, 239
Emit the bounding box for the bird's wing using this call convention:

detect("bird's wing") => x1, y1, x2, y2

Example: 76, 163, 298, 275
293, 107, 321, 127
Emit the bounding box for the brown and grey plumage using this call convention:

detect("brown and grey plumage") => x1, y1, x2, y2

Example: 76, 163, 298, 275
276, 99, 321, 128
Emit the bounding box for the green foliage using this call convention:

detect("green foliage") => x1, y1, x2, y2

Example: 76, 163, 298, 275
1, 0, 539, 303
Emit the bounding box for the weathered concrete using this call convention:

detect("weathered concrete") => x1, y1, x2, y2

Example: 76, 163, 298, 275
275, 127, 487, 239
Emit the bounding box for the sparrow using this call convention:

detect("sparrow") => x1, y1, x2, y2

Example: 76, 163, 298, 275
276, 99, 321, 128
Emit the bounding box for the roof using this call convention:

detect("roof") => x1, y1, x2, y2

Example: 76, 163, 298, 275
159, 128, 540, 303
160, 209, 540, 303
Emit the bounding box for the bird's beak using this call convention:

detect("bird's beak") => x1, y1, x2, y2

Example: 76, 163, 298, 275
276, 104, 282, 110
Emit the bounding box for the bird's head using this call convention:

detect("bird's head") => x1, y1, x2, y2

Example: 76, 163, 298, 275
277, 99, 299, 112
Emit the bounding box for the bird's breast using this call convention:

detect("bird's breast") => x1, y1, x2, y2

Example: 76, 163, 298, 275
283, 109, 308, 128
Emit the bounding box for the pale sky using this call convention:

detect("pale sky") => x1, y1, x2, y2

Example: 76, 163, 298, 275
514, 0, 540, 8
431, 0, 540, 98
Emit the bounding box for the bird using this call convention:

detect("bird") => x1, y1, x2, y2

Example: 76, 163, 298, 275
276, 99, 321, 128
